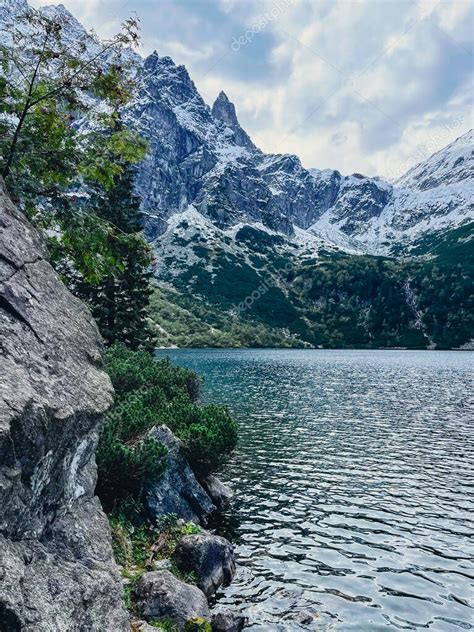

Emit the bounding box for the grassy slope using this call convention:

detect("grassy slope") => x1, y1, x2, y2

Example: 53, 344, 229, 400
149, 285, 307, 348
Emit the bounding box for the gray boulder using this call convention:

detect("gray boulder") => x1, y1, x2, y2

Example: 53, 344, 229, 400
0, 182, 128, 630
135, 570, 210, 629
172, 533, 235, 598
199, 474, 233, 508
146, 425, 216, 524
211, 611, 247, 632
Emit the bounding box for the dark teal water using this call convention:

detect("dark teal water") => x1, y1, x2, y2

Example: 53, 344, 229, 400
155, 349, 474, 631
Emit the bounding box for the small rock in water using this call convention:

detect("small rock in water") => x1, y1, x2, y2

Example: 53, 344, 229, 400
199, 474, 233, 508
172, 533, 235, 597
135, 570, 210, 629
211, 610, 247, 632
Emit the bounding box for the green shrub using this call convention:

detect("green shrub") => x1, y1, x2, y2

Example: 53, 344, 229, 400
96, 344, 237, 511
97, 430, 167, 511
105, 342, 200, 400
168, 404, 238, 474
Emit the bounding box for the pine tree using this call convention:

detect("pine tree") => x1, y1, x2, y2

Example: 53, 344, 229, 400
77, 166, 155, 351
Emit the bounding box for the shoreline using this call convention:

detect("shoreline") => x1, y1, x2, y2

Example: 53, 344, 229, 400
155, 345, 473, 352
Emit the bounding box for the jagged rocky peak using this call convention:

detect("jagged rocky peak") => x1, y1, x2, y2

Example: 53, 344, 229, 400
142, 49, 211, 117
212, 90, 256, 150
212, 91, 239, 127
40, 2, 96, 45
144, 51, 197, 94
39, 3, 83, 25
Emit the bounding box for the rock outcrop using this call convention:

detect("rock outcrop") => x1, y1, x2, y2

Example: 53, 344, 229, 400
0, 182, 128, 630
172, 533, 236, 598
146, 425, 216, 523
135, 570, 210, 629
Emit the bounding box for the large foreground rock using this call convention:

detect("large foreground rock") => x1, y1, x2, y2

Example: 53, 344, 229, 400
146, 425, 216, 523
172, 533, 236, 597
135, 570, 210, 629
0, 183, 128, 630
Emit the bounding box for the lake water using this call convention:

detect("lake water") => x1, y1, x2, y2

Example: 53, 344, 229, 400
155, 349, 474, 631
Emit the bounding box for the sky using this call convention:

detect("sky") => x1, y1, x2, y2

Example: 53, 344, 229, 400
31, 0, 474, 178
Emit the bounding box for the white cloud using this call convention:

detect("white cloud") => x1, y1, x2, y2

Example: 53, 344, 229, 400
216, 0, 473, 175
30, 0, 473, 177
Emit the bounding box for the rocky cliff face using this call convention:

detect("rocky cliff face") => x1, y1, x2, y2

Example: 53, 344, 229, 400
124, 45, 472, 254
0, 183, 129, 631
126, 52, 292, 237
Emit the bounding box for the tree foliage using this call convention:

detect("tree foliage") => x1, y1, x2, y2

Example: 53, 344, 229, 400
0, 4, 147, 284
0, 4, 139, 184
63, 164, 156, 350
290, 252, 473, 348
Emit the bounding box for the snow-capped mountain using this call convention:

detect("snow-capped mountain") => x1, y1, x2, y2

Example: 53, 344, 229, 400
3, 0, 473, 258
397, 130, 473, 190
123, 44, 472, 255
308, 132, 473, 252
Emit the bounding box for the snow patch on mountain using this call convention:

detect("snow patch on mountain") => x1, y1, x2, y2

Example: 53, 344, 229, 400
397, 130, 474, 191
308, 132, 473, 253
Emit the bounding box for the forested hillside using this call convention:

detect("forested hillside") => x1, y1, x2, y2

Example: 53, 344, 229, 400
149, 221, 473, 350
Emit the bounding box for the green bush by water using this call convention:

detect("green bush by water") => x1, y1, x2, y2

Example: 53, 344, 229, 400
96, 344, 237, 511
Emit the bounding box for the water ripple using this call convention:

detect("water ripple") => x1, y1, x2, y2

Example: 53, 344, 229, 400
157, 349, 474, 631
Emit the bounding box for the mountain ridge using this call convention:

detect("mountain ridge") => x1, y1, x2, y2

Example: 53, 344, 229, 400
126, 45, 473, 255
